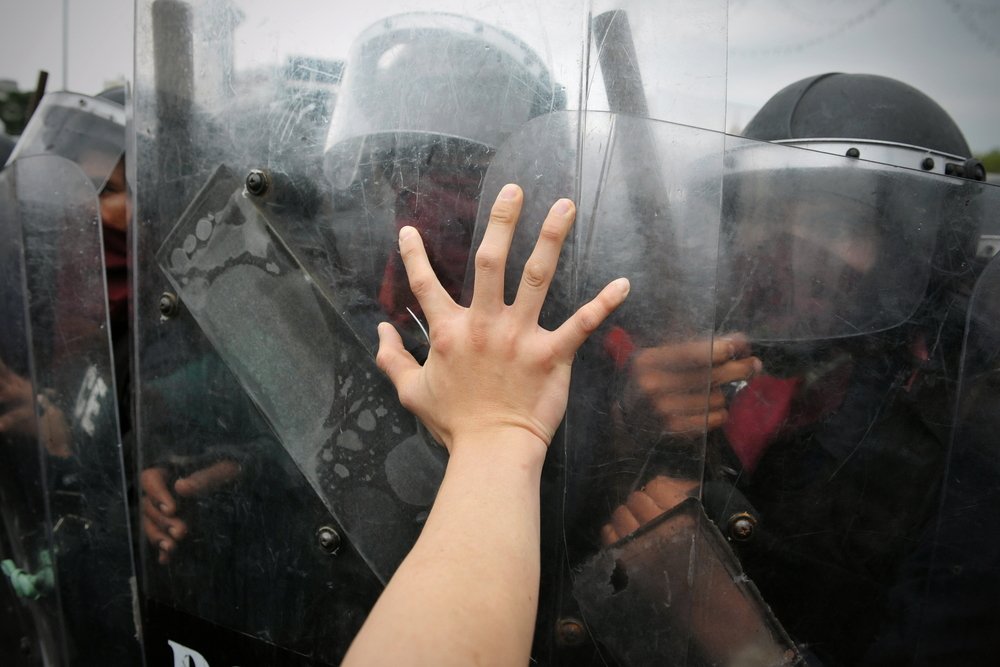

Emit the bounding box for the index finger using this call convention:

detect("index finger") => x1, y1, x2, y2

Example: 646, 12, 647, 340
397, 226, 457, 321
140, 467, 177, 515
625, 490, 667, 524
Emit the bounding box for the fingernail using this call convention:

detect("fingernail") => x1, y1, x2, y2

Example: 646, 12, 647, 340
398, 226, 415, 241
753, 358, 763, 374
158, 541, 169, 551
618, 277, 631, 297
554, 198, 573, 215
158, 503, 168, 513
499, 183, 519, 199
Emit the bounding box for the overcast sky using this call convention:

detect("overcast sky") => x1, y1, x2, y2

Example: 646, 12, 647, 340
0, 0, 133, 95
726, 0, 1000, 152
1, 0, 997, 150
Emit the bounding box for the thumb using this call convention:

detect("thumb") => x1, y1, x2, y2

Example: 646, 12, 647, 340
375, 322, 421, 392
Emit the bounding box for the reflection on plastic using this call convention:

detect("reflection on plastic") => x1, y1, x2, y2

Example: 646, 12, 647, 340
574, 499, 802, 667
1, 154, 140, 664
157, 165, 445, 582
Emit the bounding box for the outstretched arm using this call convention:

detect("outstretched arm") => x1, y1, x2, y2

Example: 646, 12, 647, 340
342, 184, 629, 666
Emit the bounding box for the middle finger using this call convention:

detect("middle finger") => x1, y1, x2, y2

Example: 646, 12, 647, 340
470, 183, 523, 315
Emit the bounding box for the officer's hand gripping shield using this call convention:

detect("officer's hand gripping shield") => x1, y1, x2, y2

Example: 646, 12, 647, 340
0, 155, 140, 666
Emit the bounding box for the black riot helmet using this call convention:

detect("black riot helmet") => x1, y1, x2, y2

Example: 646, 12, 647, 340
743, 72, 986, 181
716, 73, 990, 345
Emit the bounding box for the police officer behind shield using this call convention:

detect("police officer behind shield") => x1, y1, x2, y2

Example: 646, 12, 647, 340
1, 88, 129, 455
0, 87, 140, 665
140, 10, 565, 568
605, 73, 996, 666
322, 12, 563, 350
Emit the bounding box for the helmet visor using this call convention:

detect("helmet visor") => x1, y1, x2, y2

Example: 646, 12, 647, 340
716, 139, 965, 341
7, 91, 125, 191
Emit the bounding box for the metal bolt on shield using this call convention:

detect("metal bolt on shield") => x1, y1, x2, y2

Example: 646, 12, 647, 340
729, 512, 757, 541
556, 618, 586, 646
159, 292, 180, 319
245, 169, 270, 197
316, 526, 341, 554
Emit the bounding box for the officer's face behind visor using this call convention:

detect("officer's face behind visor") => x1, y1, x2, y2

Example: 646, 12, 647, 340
720, 191, 883, 340
80, 150, 129, 234
368, 136, 495, 325
711, 164, 949, 343
9, 93, 125, 194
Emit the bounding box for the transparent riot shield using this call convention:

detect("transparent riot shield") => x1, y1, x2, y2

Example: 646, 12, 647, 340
864, 242, 1000, 666
704, 150, 1000, 667
0, 155, 140, 665
727, 157, 997, 667
469, 118, 999, 665
133, 2, 728, 664
474, 111, 799, 666
0, 159, 62, 667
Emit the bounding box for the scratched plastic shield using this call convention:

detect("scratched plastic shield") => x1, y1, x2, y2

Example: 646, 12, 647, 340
0, 155, 140, 665
133, 1, 1000, 665
477, 110, 1000, 665
864, 221, 1000, 665
132, 0, 730, 664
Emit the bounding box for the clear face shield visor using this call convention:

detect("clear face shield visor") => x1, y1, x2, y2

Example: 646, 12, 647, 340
323, 11, 560, 191
715, 140, 963, 343
6, 92, 125, 192
322, 12, 559, 326
332, 134, 494, 325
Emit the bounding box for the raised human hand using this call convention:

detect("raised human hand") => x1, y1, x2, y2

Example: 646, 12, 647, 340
375, 183, 630, 455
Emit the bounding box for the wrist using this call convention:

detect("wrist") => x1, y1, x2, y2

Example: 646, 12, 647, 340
450, 427, 548, 470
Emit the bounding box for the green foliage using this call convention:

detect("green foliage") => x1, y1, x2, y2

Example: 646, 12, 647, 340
978, 149, 1000, 175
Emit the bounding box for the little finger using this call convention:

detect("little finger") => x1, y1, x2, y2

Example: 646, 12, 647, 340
552, 278, 630, 360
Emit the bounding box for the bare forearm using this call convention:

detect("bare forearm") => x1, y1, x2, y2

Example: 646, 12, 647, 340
344, 434, 546, 666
